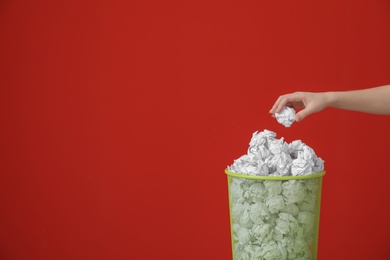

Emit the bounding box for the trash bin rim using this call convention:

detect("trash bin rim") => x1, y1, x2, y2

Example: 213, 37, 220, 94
225, 169, 325, 180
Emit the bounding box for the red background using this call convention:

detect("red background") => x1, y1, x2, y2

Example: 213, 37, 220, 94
1, 1, 390, 259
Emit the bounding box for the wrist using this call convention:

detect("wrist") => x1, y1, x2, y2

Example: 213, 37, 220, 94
323, 91, 338, 108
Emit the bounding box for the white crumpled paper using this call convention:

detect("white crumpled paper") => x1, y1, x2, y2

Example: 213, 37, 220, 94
227, 130, 324, 260
228, 130, 324, 177
275, 106, 296, 127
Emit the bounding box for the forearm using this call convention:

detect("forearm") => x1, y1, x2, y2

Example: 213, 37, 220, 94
325, 85, 390, 115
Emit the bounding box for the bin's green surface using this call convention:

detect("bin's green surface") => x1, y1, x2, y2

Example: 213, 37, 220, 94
226, 169, 325, 260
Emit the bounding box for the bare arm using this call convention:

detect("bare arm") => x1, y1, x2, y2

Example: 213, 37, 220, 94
327, 85, 390, 115
269, 85, 390, 122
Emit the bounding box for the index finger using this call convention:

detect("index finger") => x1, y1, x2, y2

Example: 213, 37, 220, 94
269, 94, 292, 114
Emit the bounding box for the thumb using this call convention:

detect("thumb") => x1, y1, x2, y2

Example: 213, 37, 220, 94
295, 108, 312, 122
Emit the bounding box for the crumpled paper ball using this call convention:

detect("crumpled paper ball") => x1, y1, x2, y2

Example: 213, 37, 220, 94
232, 202, 253, 228
282, 180, 306, 205
265, 195, 286, 214
252, 223, 273, 243
232, 223, 251, 245
244, 182, 267, 203
264, 180, 282, 196
249, 202, 270, 224
275, 106, 296, 127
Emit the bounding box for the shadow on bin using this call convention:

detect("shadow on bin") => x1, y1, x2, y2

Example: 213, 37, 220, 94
226, 169, 325, 260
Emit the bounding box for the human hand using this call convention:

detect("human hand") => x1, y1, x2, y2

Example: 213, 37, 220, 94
269, 92, 330, 122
